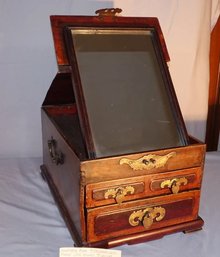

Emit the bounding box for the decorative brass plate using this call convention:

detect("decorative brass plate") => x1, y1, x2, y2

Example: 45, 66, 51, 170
119, 152, 176, 171
161, 177, 188, 194
104, 186, 135, 204
129, 206, 166, 229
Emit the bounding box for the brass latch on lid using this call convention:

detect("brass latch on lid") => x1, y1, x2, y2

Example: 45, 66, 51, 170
95, 8, 122, 17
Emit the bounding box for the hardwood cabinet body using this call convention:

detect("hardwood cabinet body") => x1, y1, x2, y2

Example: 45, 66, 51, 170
41, 10, 205, 248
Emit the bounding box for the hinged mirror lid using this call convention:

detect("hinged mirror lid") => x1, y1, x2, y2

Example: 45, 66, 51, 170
50, 10, 170, 72
49, 9, 189, 159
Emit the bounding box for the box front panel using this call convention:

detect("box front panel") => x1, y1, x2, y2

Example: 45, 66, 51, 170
82, 143, 205, 184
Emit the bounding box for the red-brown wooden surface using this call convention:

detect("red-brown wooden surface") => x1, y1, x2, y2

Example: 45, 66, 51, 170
85, 167, 202, 208
50, 15, 170, 69
205, 15, 220, 151
87, 190, 200, 242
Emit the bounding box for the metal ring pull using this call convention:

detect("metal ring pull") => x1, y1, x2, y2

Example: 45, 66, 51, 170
48, 137, 64, 165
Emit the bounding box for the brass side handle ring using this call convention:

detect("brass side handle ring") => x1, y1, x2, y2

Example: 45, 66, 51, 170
48, 137, 64, 165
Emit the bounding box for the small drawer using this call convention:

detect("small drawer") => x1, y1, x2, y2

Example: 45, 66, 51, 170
149, 168, 201, 194
86, 167, 202, 208
86, 178, 145, 208
86, 190, 200, 243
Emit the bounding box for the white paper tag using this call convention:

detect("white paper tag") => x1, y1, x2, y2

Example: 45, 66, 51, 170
59, 247, 121, 257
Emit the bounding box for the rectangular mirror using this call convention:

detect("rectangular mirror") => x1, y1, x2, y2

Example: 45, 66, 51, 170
65, 27, 188, 158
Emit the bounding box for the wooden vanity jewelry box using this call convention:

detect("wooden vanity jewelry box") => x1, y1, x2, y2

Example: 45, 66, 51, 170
41, 8, 205, 248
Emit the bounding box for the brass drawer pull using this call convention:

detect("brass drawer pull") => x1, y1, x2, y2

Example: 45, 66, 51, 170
119, 152, 176, 171
129, 207, 166, 229
161, 177, 188, 194
48, 137, 64, 165
104, 186, 135, 204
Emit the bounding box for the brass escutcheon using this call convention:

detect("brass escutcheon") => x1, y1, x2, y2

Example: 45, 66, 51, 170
119, 152, 176, 171
104, 186, 135, 204
160, 177, 188, 194
129, 206, 166, 229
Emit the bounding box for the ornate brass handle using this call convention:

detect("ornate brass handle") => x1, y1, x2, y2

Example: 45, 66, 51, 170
129, 206, 166, 229
161, 177, 188, 194
48, 137, 64, 165
119, 152, 176, 171
104, 186, 135, 204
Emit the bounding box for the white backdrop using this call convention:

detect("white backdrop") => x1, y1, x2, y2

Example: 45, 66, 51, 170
0, 0, 219, 158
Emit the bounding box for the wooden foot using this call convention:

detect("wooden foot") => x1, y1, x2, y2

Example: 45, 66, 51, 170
183, 227, 203, 234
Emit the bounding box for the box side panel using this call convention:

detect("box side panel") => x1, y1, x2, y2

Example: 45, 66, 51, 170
41, 109, 86, 244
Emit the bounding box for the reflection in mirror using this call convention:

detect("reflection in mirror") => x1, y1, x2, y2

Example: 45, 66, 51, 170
69, 28, 187, 158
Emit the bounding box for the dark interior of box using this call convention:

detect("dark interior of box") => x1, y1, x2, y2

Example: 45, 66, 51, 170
43, 105, 198, 161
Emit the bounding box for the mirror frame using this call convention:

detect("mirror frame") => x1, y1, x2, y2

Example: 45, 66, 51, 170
61, 15, 189, 159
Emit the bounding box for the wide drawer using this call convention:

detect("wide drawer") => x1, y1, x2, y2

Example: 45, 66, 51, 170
87, 190, 200, 243
81, 142, 205, 184
86, 167, 202, 208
